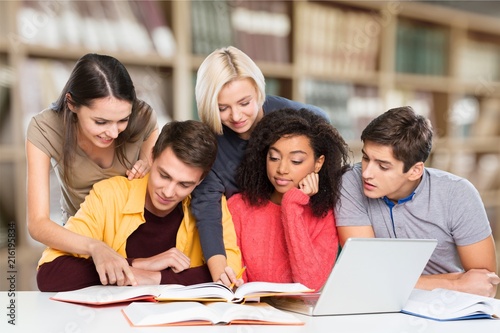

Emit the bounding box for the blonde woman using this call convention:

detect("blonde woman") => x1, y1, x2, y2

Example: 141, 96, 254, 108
191, 46, 328, 282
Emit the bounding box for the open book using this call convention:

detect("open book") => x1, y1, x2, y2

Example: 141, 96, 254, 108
402, 288, 500, 321
122, 301, 304, 326
50, 281, 313, 305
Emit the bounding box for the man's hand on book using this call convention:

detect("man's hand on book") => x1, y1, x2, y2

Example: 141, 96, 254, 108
130, 248, 191, 273
89, 240, 137, 286
127, 266, 161, 285
418, 269, 500, 298
455, 269, 500, 297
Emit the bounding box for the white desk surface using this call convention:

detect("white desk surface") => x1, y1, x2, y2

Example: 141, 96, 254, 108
2, 291, 500, 332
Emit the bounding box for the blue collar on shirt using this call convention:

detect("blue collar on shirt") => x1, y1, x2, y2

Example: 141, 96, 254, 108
381, 192, 415, 208
381, 192, 415, 237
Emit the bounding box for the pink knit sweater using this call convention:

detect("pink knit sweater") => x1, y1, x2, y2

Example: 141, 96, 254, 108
228, 188, 338, 291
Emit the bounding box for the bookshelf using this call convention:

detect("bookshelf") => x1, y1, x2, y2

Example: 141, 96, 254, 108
296, 0, 500, 241
1, 0, 500, 290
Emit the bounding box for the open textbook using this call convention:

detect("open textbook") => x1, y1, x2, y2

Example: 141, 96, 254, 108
402, 288, 500, 321
122, 301, 304, 326
50, 281, 313, 305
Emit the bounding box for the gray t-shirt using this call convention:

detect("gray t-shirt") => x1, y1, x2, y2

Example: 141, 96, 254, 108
335, 163, 492, 275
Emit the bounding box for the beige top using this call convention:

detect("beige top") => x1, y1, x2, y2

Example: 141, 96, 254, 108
27, 108, 157, 222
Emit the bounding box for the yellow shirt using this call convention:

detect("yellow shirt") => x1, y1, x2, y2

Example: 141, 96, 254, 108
38, 175, 242, 273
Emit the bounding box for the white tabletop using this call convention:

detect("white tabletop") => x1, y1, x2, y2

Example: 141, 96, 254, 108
2, 291, 500, 332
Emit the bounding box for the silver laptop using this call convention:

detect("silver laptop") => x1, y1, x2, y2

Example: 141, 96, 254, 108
267, 238, 437, 316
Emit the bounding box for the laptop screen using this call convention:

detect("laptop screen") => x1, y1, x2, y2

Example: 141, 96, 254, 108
268, 238, 437, 316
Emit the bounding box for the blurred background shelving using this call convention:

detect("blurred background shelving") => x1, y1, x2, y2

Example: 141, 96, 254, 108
1, 0, 500, 293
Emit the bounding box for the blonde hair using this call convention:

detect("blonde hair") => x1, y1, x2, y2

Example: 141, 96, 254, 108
195, 46, 266, 135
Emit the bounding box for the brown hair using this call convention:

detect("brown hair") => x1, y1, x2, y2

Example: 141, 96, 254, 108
51, 53, 154, 186
152, 120, 218, 179
361, 106, 433, 172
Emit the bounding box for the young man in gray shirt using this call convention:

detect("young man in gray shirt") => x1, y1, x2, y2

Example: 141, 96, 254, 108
335, 106, 500, 297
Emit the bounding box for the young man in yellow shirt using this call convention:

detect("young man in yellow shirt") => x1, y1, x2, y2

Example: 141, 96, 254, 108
37, 120, 242, 292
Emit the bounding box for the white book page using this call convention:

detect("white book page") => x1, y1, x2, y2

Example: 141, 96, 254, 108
403, 288, 500, 320
52, 284, 182, 304
123, 301, 303, 326
207, 302, 303, 324
157, 282, 234, 302
233, 282, 312, 301
123, 302, 217, 326
52, 285, 159, 304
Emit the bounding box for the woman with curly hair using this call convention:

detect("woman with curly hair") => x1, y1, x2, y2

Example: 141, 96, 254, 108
228, 108, 350, 291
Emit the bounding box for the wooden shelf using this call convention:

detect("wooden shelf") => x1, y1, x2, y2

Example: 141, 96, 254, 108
394, 74, 456, 93
454, 80, 500, 98
302, 71, 381, 86
435, 137, 500, 153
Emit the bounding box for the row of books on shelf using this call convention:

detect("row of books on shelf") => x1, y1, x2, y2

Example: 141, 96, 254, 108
18, 58, 172, 134
191, 0, 232, 57
302, 81, 434, 142
457, 38, 500, 82
5, 0, 500, 79
395, 20, 448, 76
395, 18, 500, 80
302, 79, 500, 141
191, 0, 291, 63
9, 0, 291, 64
14, 0, 175, 57
296, 2, 380, 75
294, 1, 499, 80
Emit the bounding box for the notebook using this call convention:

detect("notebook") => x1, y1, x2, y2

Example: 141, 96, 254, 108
266, 238, 437, 316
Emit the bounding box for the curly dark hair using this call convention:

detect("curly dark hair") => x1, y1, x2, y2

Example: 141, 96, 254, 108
236, 108, 350, 217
